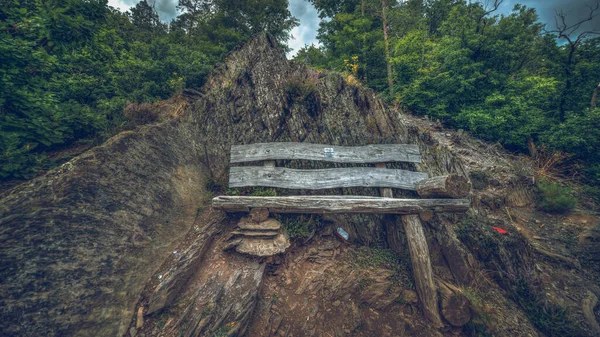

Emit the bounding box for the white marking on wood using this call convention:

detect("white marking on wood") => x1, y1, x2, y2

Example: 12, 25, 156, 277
230, 143, 421, 163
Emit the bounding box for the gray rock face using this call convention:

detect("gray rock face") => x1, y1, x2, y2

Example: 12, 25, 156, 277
146, 210, 225, 315
0, 119, 208, 336
0, 33, 472, 336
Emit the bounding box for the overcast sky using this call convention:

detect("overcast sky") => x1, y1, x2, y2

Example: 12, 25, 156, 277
108, 0, 600, 58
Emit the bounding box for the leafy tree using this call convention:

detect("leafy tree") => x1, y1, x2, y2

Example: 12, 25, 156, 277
0, 0, 297, 180
129, 0, 167, 42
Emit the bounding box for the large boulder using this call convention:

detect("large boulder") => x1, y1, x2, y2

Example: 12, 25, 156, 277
0, 118, 208, 336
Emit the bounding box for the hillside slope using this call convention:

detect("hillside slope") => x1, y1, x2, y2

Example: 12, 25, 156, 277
1, 34, 598, 337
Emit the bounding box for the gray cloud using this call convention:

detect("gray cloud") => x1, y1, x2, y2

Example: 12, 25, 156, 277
116, 1, 599, 58
288, 0, 321, 50
153, 0, 179, 21
486, 0, 600, 33
120, 0, 179, 22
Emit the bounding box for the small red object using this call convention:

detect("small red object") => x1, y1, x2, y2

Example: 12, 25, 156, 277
492, 226, 508, 235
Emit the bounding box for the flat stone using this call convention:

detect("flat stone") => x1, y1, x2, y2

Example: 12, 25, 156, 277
235, 233, 290, 257
238, 218, 281, 231
332, 300, 341, 307
231, 230, 279, 238
250, 208, 270, 222
222, 238, 243, 251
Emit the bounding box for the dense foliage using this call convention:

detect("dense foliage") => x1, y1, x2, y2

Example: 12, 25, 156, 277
296, 0, 600, 186
0, 0, 297, 179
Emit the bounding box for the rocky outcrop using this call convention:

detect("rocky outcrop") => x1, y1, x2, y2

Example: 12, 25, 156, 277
146, 209, 225, 315
0, 115, 209, 336
3, 33, 599, 337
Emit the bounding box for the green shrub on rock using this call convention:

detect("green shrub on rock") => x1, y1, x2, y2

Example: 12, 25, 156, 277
536, 180, 576, 213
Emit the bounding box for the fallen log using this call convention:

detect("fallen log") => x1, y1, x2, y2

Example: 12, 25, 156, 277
416, 175, 471, 199
436, 279, 471, 327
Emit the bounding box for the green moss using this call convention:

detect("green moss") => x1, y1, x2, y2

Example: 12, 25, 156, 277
284, 76, 316, 103
225, 187, 240, 196
508, 278, 583, 337
249, 187, 276, 196
280, 214, 321, 239
351, 246, 414, 289
469, 170, 489, 190
352, 246, 397, 269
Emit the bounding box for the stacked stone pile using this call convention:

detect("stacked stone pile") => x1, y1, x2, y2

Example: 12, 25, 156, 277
224, 208, 290, 257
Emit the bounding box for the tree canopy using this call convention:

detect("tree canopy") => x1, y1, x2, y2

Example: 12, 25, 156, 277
296, 0, 600, 186
0, 0, 297, 179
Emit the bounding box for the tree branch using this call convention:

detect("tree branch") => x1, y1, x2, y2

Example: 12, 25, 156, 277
482, 0, 504, 17
547, 2, 600, 46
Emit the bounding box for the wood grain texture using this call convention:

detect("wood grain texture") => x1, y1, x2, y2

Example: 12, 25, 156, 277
376, 163, 394, 198
437, 278, 471, 327
401, 214, 443, 328
229, 166, 428, 190
212, 196, 470, 214
230, 143, 421, 163
415, 175, 471, 199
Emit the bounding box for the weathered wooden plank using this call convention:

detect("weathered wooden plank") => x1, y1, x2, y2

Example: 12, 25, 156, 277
212, 196, 470, 214
376, 163, 394, 198
229, 167, 428, 190
402, 214, 443, 327
230, 143, 421, 163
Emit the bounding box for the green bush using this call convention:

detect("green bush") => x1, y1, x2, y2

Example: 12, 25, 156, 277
283, 75, 316, 103
536, 180, 577, 213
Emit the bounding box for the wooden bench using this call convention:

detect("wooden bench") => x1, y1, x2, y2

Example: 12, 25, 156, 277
212, 142, 471, 327
212, 142, 471, 214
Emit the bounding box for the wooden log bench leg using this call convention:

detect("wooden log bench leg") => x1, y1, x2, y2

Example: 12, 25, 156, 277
378, 162, 442, 328
401, 214, 443, 328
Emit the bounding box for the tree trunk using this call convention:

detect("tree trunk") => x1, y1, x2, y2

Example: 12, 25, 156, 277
401, 214, 443, 327
436, 278, 471, 327
559, 44, 577, 121
591, 83, 599, 109
416, 175, 471, 199
382, 0, 394, 97
361, 0, 368, 84
527, 136, 537, 157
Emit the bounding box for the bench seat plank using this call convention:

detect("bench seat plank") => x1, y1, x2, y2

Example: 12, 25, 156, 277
212, 196, 470, 214
230, 143, 421, 164
229, 166, 428, 190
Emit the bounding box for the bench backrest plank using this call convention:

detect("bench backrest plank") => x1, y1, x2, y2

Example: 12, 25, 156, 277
230, 143, 421, 164
229, 166, 428, 190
